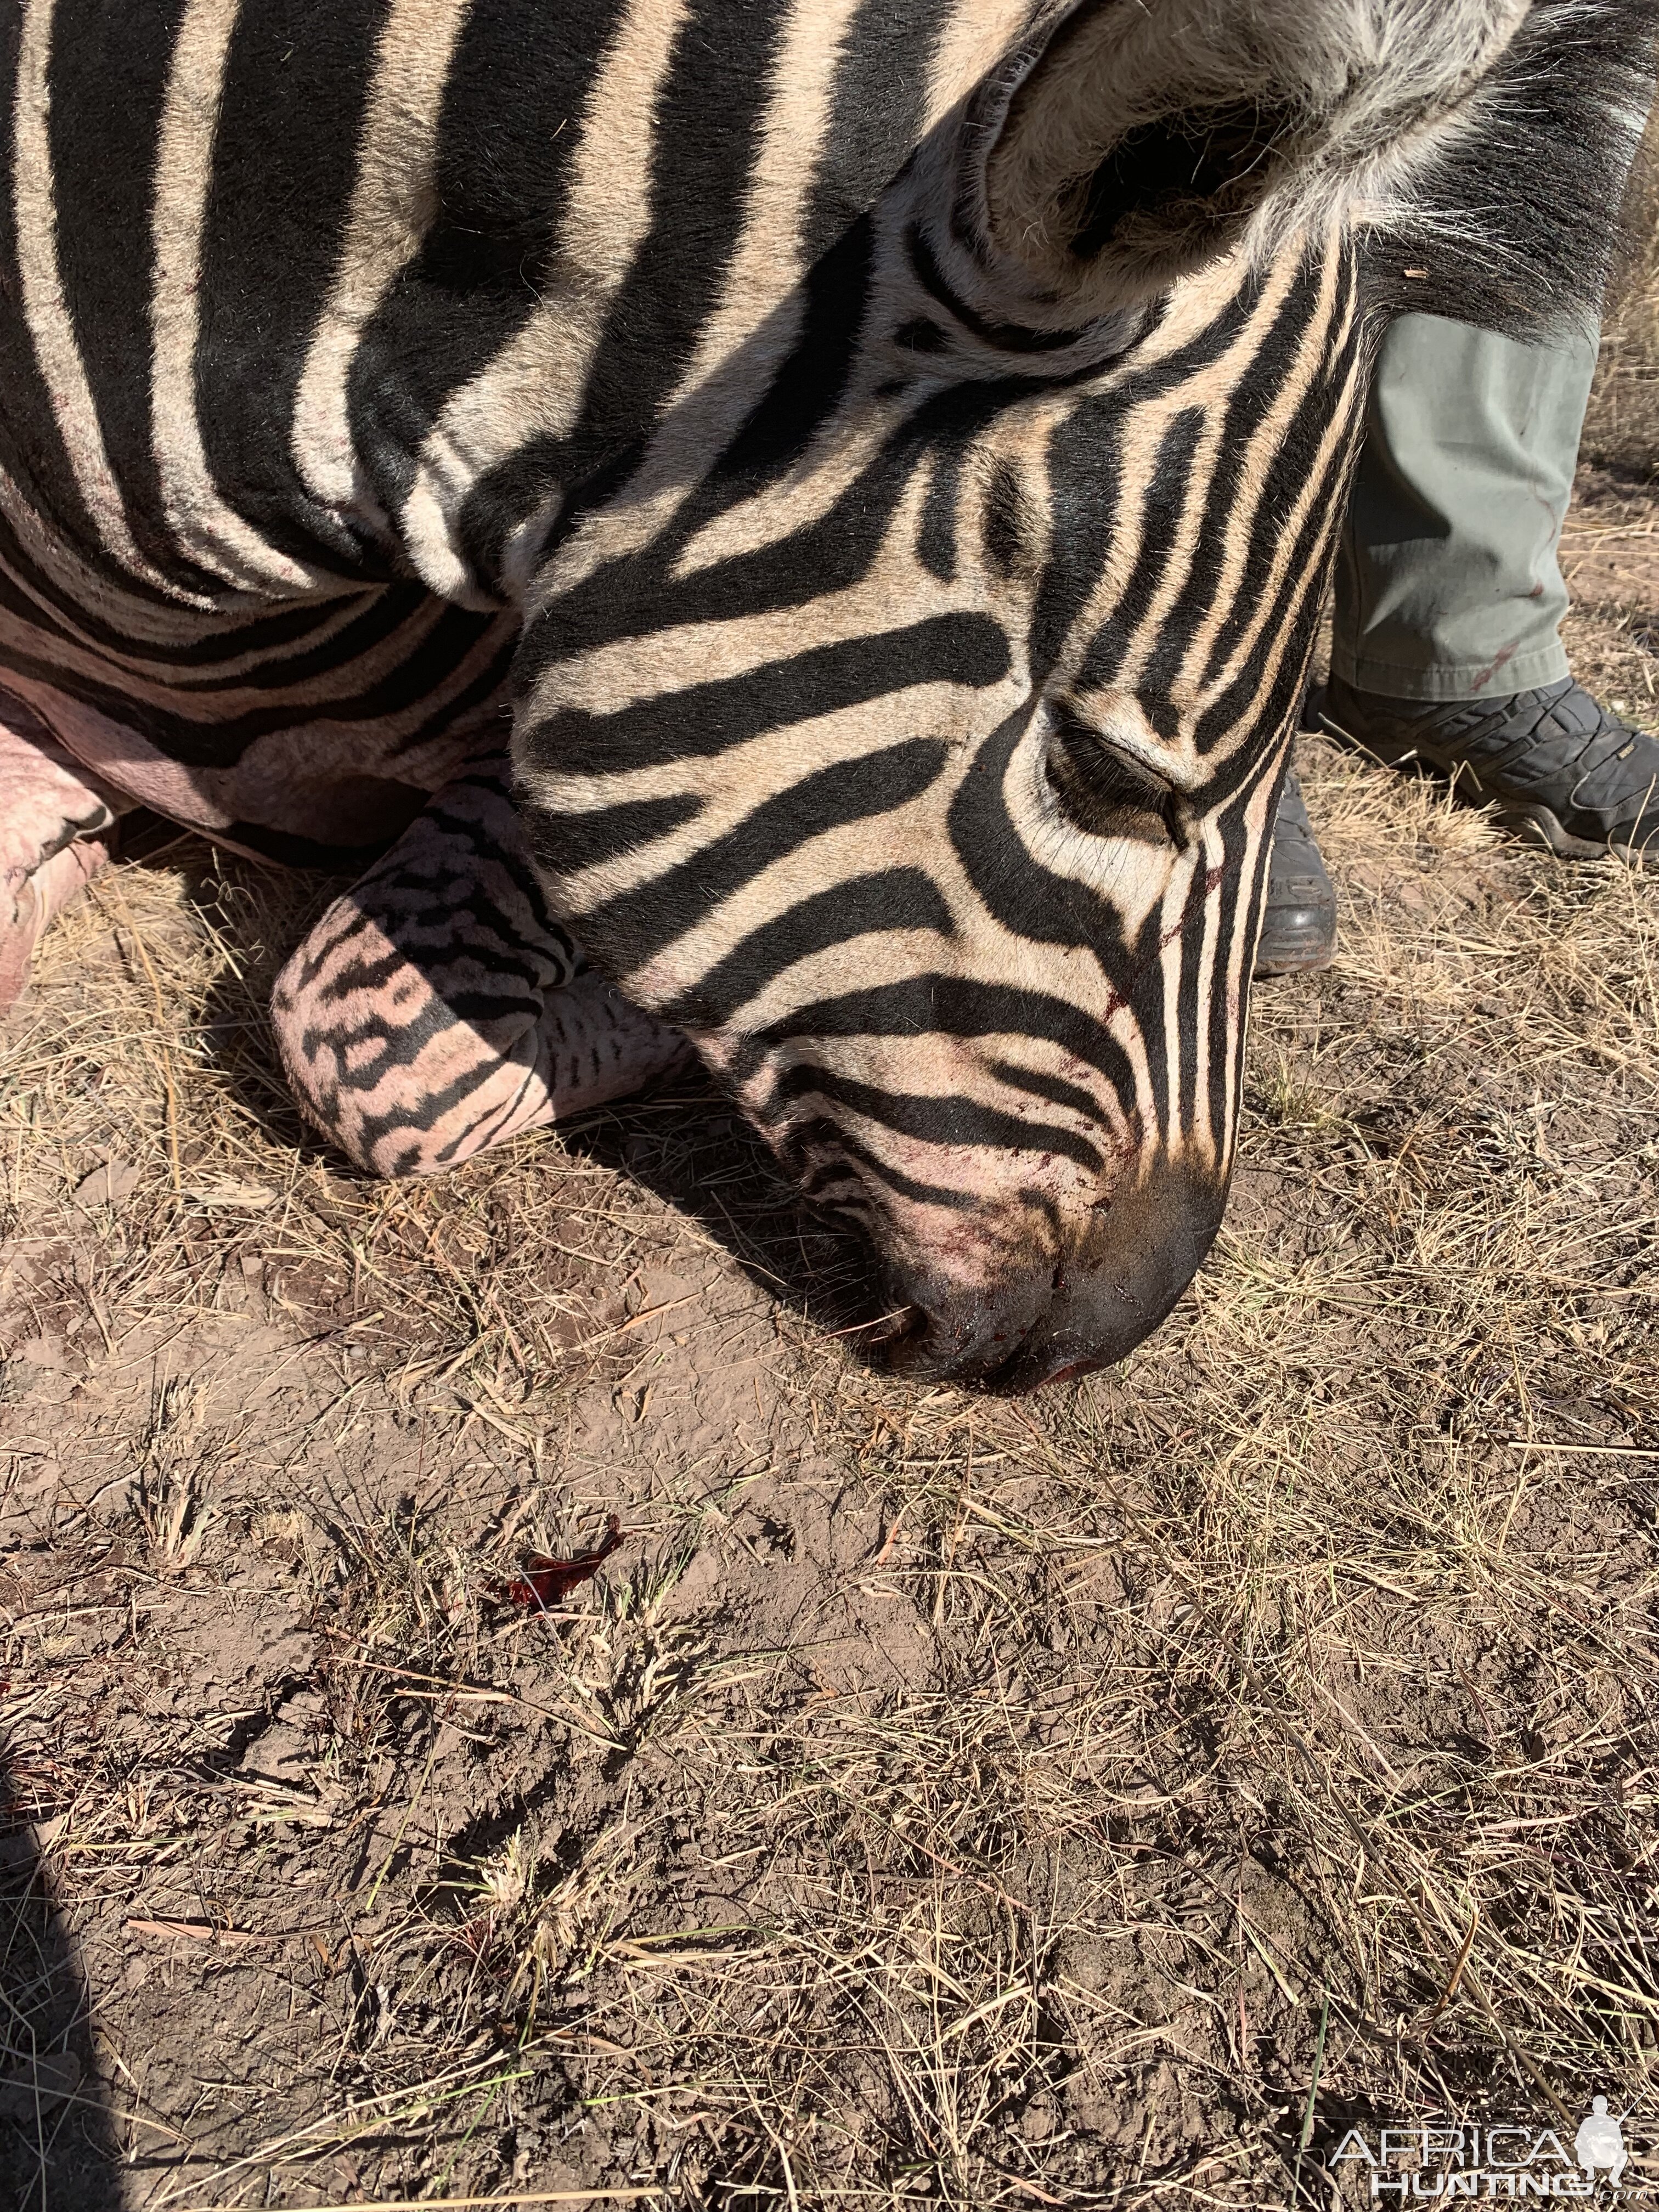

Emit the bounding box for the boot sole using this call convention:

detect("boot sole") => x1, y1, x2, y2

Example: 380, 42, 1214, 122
1254, 912, 1337, 977
1318, 716, 1652, 864
1255, 943, 1336, 978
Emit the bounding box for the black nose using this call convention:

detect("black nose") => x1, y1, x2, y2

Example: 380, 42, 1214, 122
881, 1161, 1226, 1392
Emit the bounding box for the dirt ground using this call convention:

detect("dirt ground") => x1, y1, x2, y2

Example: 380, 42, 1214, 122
4, 475, 1659, 2202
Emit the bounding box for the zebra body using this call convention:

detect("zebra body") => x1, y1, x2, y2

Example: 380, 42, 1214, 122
2, 0, 1651, 1385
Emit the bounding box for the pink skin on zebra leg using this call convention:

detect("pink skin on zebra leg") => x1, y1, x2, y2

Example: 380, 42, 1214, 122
0, 707, 132, 1014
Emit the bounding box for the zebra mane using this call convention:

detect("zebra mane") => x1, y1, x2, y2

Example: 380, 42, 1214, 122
1358, 0, 1659, 331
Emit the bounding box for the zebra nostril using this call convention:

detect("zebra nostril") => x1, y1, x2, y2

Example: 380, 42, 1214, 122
866, 1302, 927, 1347
873, 1300, 947, 1373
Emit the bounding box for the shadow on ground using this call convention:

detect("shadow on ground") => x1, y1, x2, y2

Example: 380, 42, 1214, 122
1, 1758, 126, 2210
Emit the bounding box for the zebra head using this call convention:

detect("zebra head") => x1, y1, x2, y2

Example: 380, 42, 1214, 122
514, 0, 1650, 1389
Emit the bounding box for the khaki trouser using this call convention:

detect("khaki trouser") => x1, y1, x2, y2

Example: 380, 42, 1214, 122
1330, 312, 1600, 702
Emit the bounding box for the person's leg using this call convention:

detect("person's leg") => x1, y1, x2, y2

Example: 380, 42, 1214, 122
1331, 312, 1596, 701
1321, 311, 1659, 861
1259, 308, 1659, 975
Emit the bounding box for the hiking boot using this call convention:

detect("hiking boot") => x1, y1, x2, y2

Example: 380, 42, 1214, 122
1317, 674, 1659, 860
1255, 768, 1336, 976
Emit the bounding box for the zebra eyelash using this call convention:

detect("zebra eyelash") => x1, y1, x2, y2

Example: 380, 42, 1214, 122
1039, 708, 1184, 848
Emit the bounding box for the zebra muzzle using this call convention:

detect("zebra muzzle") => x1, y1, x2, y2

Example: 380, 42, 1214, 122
871, 1156, 1228, 1392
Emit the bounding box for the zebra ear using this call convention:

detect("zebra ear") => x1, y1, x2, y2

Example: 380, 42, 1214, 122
969, 0, 1534, 318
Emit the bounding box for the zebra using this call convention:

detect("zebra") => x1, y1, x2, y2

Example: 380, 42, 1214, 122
1, 1, 1651, 1389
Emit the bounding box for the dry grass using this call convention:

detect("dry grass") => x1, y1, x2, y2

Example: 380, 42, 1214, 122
4, 513, 1659, 2207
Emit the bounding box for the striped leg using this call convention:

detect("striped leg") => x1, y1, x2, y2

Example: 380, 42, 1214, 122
0, 700, 130, 1014
270, 759, 692, 1178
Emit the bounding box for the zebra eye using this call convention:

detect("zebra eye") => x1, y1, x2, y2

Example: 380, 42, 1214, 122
1043, 710, 1178, 843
